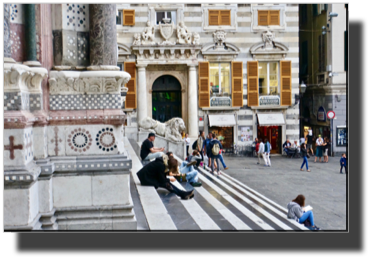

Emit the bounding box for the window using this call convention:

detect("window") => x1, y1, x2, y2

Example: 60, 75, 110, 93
156, 11, 176, 25
258, 62, 279, 95
208, 10, 231, 26
209, 63, 231, 97
123, 10, 135, 26
258, 10, 280, 26
116, 10, 122, 25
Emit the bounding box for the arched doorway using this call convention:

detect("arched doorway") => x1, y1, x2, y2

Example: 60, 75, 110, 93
152, 75, 182, 123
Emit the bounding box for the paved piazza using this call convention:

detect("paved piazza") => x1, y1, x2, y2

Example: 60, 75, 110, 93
223, 155, 347, 230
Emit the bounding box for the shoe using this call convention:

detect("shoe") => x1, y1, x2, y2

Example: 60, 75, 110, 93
312, 226, 320, 230
307, 170, 311, 172
217, 171, 221, 176
186, 160, 197, 167
190, 181, 202, 187
300, 169, 304, 171
224, 167, 229, 170
257, 162, 260, 165
181, 190, 194, 200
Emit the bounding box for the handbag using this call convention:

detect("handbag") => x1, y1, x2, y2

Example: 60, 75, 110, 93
306, 154, 310, 159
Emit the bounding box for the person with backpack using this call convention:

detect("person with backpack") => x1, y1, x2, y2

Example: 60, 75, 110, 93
263, 138, 271, 167
287, 194, 320, 230
203, 132, 213, 168
209, 133, 228, 175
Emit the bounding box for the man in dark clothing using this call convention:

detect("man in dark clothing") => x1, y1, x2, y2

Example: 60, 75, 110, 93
203, 132, 213, 168
306, 134, 314, 156
209, 133, 228, 175
137, 156, 194, 199
140, 133, 164, 161
340, 153, 347, 174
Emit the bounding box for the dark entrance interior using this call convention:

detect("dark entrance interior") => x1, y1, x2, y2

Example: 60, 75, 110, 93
257, 126, 282, 154
152, 75, 182, 123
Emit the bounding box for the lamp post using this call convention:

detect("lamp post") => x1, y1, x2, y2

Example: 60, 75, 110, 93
299, 81, 307, 140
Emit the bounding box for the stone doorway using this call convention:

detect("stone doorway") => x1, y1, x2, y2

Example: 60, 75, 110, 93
152, 75, 182, 123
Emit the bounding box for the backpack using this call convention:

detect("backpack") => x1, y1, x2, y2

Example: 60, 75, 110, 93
192, 140, 198, 150
212, 142, 220, 155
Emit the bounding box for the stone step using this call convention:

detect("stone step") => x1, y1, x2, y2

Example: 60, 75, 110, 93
127, 138, 308, 231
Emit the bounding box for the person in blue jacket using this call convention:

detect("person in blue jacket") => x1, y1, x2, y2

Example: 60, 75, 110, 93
209, 133, 228, 175
340, 153, 347, 174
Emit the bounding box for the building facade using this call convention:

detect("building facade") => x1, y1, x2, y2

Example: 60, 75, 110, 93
116, 3, 300, 154
299, 4, 347, 155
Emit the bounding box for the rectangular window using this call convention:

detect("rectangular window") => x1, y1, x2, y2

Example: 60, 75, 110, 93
116, 10, 122, 25
208, 10, 231, 26
209, 63, 231, 97
123, 10, 135, 26
156, 11, 176, 25
258, 62, 279, 95
258, 10, 280, 26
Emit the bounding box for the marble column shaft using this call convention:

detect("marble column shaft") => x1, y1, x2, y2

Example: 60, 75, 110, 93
4, 4, 11, 58
24, 4, 37, 61
89, 4, 117, 66
137, 64, 148, 126
188, 65, 198, 138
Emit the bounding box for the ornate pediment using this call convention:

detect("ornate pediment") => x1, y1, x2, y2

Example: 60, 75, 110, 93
250, 30, 289, 60
201, 30, 240, 61
117, 43, 132, 58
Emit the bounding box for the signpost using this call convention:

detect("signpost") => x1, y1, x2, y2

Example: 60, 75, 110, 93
327, 110, 336, 156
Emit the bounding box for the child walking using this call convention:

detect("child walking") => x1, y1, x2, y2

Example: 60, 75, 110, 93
340, 153, 347, 174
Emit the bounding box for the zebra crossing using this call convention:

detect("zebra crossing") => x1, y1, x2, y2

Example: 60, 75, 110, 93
125, 138, 308, 231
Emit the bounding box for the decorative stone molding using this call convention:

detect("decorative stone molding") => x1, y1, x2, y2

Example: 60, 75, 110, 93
48, 71, 130, 95
131, 45, 201, 65
117, 43, 131, 59
159, 21, 176, 46
201, 30, 240, 61
4, 64, 48, 94
250, 31, 289, 60
251, 4, 287, 33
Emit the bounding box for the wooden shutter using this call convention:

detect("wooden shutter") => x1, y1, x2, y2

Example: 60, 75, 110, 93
198, 62, 210, 108
258, 10, 269, 26
209, 10, 219, 26
231, 62, 243, 107
220, 10, 231, 25
123, 9, 135, 26
280, 60, 291, 106
269, 10, 280, 25
124, 62, 136, 109
247, 61, 259, 107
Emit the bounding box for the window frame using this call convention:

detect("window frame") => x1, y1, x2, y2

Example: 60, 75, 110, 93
202, 4, 238, 32
116, 10, 123, 25
258, 61, 280, 96
251, 4, 287, 32
148, 4, 184, 31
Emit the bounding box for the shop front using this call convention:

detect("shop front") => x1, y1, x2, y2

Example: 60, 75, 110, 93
257, 113, 285, 154
208, 114, 236, 153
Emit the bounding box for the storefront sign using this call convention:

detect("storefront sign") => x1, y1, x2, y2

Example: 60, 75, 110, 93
259, 96, 280, 106
209, 114, 236, 127
240, 127, 251, 142
317, 106, 326, 122
210, 97, 231, 107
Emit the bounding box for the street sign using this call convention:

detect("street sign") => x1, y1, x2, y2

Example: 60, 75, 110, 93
327, 110, 335, 119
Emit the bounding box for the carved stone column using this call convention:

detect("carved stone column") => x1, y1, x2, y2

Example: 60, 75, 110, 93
23, 4, 41, 67
4, 4, 15, 63
88, 4, 118, 70
188, 65, 198, 138
136, 64, 148, 126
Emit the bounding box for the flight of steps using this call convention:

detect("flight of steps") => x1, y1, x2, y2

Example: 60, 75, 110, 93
124, 137, 308, 231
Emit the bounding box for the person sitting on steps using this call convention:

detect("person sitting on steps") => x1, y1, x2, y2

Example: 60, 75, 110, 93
137, 155, 194, 200
188, 149, 202, 167
287, 194, 320, 230
166, 157, 202, 187
140, 133, 165, 162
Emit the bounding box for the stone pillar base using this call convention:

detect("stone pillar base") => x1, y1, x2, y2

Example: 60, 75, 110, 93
23, 60, 42, 67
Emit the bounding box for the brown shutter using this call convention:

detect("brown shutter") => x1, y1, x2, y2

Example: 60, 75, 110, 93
209, 10, 219, 26
231, 62, 243, 107
247, 61, 259, 107
123, 10, 135, 26
258, 10, 269, 26
269, 10, 280, 25
220, 10, 231, 25
124, 62, 137, 109
280, 60, 292, 106
198, 62, 210, 108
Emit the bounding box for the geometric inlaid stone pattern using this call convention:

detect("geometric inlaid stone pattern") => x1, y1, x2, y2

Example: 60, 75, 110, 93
62, 3, 89, 31
96, 127, 117, 152
49, 94, 122, 110
29, 93, 43, 112
67, 128, 92, 153
10, 4, 23, 24
77, 32, 89, 66
4, 92, 22, 111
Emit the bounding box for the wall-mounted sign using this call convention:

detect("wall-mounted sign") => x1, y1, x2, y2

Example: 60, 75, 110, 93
259, 95, 280, 106
241, 127, 251, 142
317, 106, 326, 122
210, 97, 231, 107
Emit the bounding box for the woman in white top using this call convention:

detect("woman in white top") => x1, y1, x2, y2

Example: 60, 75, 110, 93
184, 133, 190, 157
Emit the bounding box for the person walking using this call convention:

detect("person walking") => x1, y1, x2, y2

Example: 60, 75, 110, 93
287, 194, 320, 230
183, 133, 190, 156
306, 133, 314, 156
300, 143, 310, 172
340, 153, 347, 174
197, 130, 205, 162
314, 135, 323, 163
257, 138, 264, 165
263, 138, 271, 167
252, 137, 258, 157
209, 133, 228, 175
322, 137, 330, 163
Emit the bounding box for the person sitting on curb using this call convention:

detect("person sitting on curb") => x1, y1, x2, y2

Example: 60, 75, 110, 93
209, 133, 228, 175
137, 155, 194, 200
166, 157, 202, 187
188, 149, 202, 167
140, 133, 164, 162
283, 139, 292, 157
287, 194, 320, 230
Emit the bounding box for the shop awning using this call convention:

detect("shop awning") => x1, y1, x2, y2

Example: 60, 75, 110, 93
208, 114, 236, 127
257, 113, 285, 126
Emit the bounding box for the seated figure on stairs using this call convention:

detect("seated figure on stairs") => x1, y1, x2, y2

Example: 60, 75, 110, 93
166, 152, 202, 187
137, 154, 194, 200
140, 132, 165, 162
